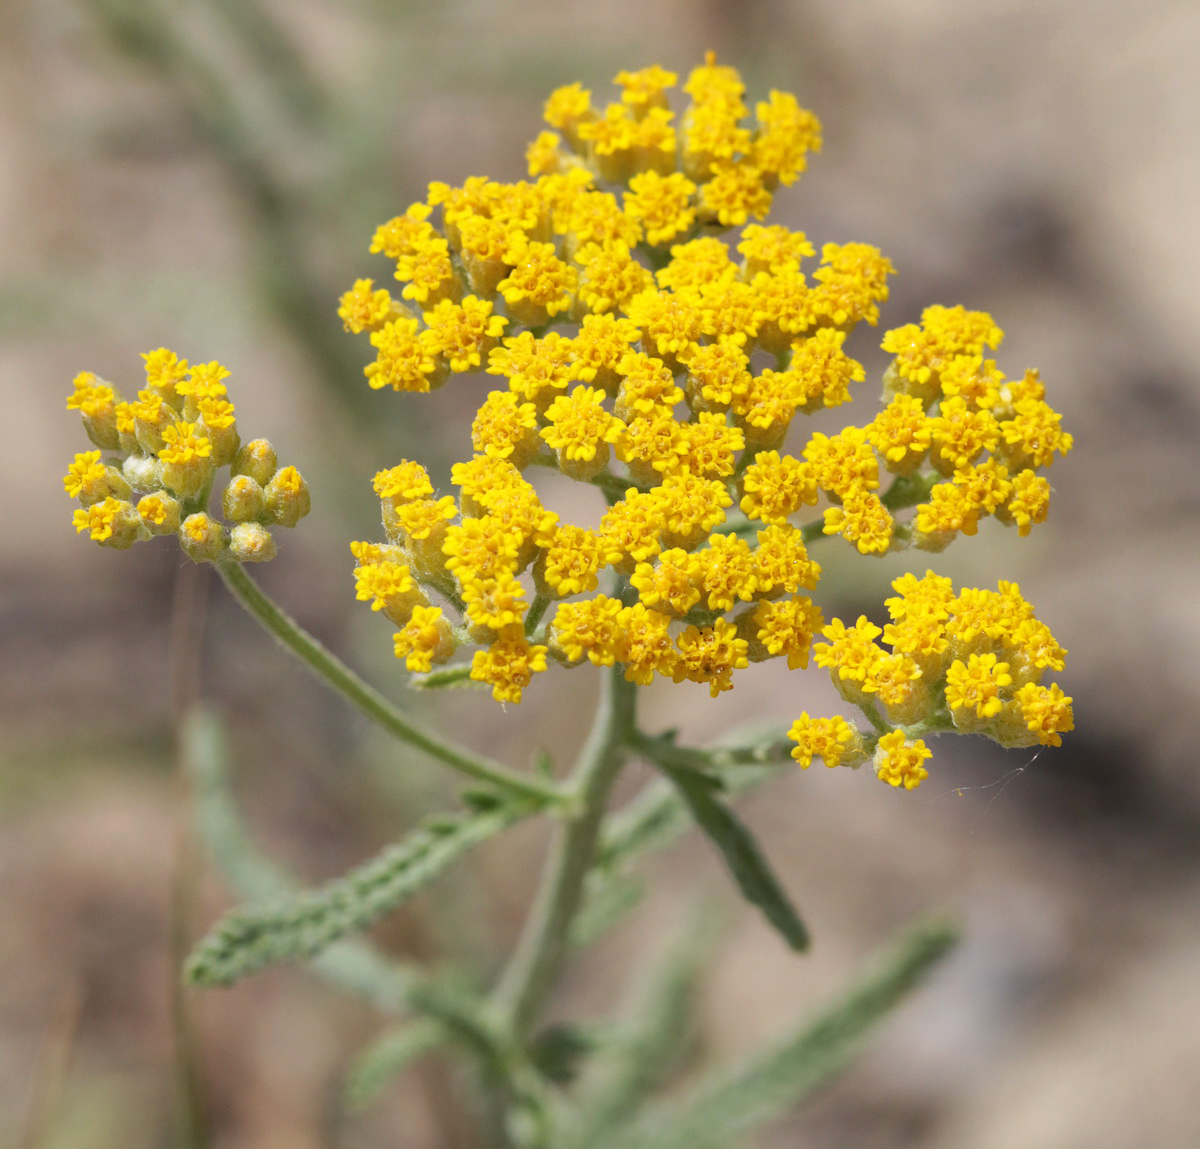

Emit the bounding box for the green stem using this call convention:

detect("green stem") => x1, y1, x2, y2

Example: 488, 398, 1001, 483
525, 594, 551, 637
215, 561, 563, 806
492, 663, 638, 1038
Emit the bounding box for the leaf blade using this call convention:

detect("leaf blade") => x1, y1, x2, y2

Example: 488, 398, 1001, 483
656, 760, 809, 953
186, 799, 530, 986
616, 915, 961, 1149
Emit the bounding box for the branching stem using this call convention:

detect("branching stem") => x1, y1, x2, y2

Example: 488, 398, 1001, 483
215, 561, 564, 806
492, 662, 638, 1039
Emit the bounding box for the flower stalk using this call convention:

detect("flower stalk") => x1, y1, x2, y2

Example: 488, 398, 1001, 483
216, 560, 565, 806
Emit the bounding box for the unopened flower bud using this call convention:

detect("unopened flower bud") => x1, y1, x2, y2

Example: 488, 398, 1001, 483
264, 465, 311, 527
230, 521, 276, 563
222, 475, 266, 522
179, 513, 227, 563
122, 454, 161, 492
232, 439, 277, 486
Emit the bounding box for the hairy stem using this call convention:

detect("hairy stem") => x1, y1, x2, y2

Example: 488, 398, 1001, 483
215, 561, 563, 805
492, 663, 638, 1038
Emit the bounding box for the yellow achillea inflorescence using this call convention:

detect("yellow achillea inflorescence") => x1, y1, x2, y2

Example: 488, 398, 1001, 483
69, 56, 1074, 786
331, 54, 1075, 756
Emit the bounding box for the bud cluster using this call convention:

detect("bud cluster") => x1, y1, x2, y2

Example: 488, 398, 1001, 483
64, 350, 310, 563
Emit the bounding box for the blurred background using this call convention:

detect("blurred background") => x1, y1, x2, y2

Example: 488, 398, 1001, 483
4, 0, 1200, 1144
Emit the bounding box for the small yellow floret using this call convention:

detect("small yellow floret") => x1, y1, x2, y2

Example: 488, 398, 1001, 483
814, 616, 884, 683
673, 618, 749, 697
752, 524, 821, 597
699, 160, 773, 228
339, 278, 395, 334
374, 461, 435, 503
945, 653, 1012, 720
549, 595, 624, 666
751, 596, 824, 669
873, 730, 932, 790
158, 422, 212, 466
393, 605, 455, 673
63, 451, 108, 502
788, 714, 861, 769
472, 391, 540, 464
536, 524, 608, 598
367, 318, 440, 392
1013, 682, 1074, 747
498, 240, 578, 325
541, 386, 624, 464
823, 486, 894, 556
422, 296, 508, 373
631, 548, 703, 615
624, 171, 697, 247
462, 569, 528, 631
470, 627, 548, 703
142, 348, 190, 393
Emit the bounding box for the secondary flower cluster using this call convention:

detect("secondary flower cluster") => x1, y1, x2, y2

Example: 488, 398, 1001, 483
65, 350, 310, 562
790, 572, 1073, 789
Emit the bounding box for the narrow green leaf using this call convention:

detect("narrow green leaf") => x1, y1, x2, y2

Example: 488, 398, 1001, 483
615, 916, 962, 1149
186, 800, 531, 986
183, 706, 505, 1057
655, 760, 809, 953
342, 1018, 447, 1111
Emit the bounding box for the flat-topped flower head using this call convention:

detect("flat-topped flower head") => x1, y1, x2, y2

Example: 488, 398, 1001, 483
541, 386, 625, 474
624, 171, 697, 247
393, 605, 456, 673
374, 461, 435, 504
614, 64, 677, 115
64, 450, 109, 503
367, 318, 441, 392
421, 296, 508, 373
752, 524, 821, 597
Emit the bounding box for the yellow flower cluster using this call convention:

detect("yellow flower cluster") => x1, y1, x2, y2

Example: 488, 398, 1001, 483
326, 57, 1075, 773
790, 571, 1073, 789
64, 350, 310, 563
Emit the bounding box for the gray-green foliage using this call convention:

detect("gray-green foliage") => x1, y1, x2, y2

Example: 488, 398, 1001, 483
576, 905, 722, 1146
181, 606, 962, 1148
186, 793, 531, 986
652, 757, 809, 952
609, 916, 961, 1149
576, 761, 784, 946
